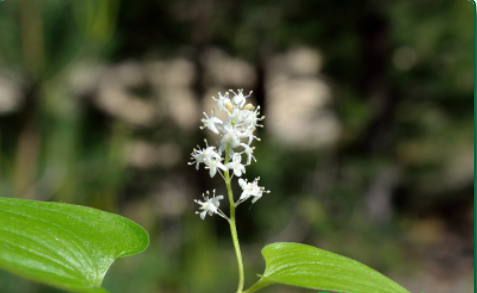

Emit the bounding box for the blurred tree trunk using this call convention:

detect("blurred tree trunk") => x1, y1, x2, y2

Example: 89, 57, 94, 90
15, 0, 45, 199
14, 85, 40, 199
358, 11, 394, 155
357, 7, 399, 223
191, 0, 212, 101
190, 0, 213, 194
19, 0, 44, 78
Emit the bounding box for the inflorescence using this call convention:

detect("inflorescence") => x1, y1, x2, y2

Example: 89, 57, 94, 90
189, 89, 270, 219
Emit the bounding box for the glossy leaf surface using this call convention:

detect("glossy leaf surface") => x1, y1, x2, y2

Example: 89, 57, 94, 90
260, 242, 409, 293
0, 197, 149, 293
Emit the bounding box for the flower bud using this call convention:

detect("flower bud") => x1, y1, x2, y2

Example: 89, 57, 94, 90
243, 103, 254, 111
225, 102, 234, 112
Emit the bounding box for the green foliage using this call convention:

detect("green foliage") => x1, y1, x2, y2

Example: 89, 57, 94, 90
257, 242, 409, 293
0, 197, 149, 293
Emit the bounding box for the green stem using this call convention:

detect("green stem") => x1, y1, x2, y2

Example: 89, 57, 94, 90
224, 142, 245, 293
242, 278, 273, 293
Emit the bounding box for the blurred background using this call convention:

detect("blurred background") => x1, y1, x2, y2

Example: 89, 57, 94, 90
0, 0, 474, 292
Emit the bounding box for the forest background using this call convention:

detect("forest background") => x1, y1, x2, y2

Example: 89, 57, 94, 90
0, 0, 473, 292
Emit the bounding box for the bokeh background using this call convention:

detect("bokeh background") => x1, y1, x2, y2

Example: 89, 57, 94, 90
0, 0, 474, 292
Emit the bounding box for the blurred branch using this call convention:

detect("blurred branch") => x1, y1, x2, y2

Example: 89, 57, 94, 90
82, 0, 120, 44
19, 0, 45, 79
14, 85, 40, 199
190, 0, 213, 197
356, 11, 394, 155
14, 0, 44, 199
191, 0, 212, 99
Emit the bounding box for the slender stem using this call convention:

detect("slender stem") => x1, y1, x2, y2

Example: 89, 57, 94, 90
224, 142, 245, 293
242, 278, 273, 293
228, 216, 244, 293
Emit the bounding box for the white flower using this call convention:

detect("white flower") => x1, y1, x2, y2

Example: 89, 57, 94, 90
238, 178, 268, 204
188, 140, 221, 170
225, 153, 245, 177
240, 127, 260, 145
240, 143, 256, 165
188, 147, 204, 170
201, 140, 221, 161
228, 108, 244, 124
205, 158, 227, 178
194, 190, 224, 220
242, 106, 264, 129
230, 89, 252, 108
212, 92, 230, 112
202, 146, 220, 162
238, 179, 257, 200
218, 141, 236, 158
221, 124, 241, 147
200, 110, 223, 134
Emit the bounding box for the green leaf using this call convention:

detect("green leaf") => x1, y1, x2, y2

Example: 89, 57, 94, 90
258, 242, 409, 293
0, 197, 149, 293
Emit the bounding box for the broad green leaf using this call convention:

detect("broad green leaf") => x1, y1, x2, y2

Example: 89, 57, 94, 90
0, 197, 149, 293
258, 242, 409, 293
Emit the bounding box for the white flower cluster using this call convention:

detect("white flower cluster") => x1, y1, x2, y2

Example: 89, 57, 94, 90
194, 190, 226, 220
189, 89, 270, 219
